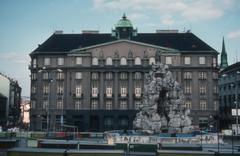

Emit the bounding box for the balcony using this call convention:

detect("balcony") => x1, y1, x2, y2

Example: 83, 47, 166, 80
73, 93, 83, 98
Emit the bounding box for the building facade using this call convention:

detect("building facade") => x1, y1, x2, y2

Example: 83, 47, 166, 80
0, 73, 22, 130
219, 62, 240, 132
29, 15, 219, 131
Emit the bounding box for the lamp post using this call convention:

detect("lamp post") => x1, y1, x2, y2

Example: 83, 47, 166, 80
39, 67, 62, 132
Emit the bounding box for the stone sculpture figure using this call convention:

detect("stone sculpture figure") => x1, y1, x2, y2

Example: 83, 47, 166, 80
133, 52, 192, 133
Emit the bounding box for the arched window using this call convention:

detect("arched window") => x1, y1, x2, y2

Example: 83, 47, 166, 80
106, 57, 112, 65
120, 57, 127, 65
134, 57, 141, 65
149, 57, 155, 65
92, 57, 98, 65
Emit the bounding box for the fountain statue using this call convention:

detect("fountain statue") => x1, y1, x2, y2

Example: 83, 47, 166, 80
133, 53, 192, 133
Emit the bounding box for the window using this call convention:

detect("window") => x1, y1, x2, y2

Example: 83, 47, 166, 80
149, 57, 155, 65
57, 72, 64, 80
106, 100, 112, 110
106, 57, 113, 65
42, 72, 49, 80
185, 100, 192, 109
57, 84, 64, 94
76, 57, 82, 65
120, 100, 127, 109
213, 85, 218, 94
134, 57, 141, 65
106, 72, 113, 80
104, 117, 113, 128
184, 57, 191, 65
184, 72, 192, 79
91, 72, 98, 80
32, 58, 37, 68
120, 57, 127, 65
120, 82, 127, 97
57, 57, 64, 66
165, 56, 172, 65
75, 72, 82, 79
75, 100, 82, 109
31, 100, 36, 109
57, 100, 63, 109
92, 82, 98, 97
75, 85, 82, 97
44, 58, 50, 66
43, 84, 49, 94
91, 100, 98, 109
31, 73, 37, 80
31, 85, 36, 94
135, 100, 141, 110
213, 72, 218, 79
134, 72, 142, 79
212, 57, 217, 67
200, 100, 207, 110
43, 100, 48, 109
214, 100, 218, 111
199, 85, 207, 94
135, 82, 141, 97
199, 72, 207, 79
106, 85, 112, 97
120, 72, 127, 79
184, 83, 192, 94
199, 56, 206, 65
92, 57, 98, 65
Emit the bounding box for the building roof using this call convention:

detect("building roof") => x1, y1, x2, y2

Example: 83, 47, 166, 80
31, 32, 217, 55
220, 62, 240, 74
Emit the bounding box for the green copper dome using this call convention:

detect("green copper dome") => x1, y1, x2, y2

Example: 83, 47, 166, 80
115, 13, 133, 28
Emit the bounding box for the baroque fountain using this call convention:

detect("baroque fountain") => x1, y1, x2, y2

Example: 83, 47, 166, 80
133, 54, 192, 133
105, 52, 222, 145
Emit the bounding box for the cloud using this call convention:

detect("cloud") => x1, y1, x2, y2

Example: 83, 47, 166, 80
128, 13, 148, 21
92, 0, 235, 21
161, 15, 175, 26
0, 52, 30, 64
227, 29, 240, 39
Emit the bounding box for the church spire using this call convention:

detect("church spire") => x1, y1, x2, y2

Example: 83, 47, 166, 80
220, 37, 228, 70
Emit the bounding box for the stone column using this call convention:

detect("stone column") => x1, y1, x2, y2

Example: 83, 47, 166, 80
99, 72, 104, 109
114, 72, 119, 109
128, 72, 133, 109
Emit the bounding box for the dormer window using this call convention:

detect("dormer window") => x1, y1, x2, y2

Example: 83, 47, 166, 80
134, 57, 141, 65
92, 57, 98, 65
120, 57, 127, 65
106, 57, 112, 65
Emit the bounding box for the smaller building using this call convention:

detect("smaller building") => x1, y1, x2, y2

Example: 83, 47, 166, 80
219, 62, 240, 131
0, 73, 22, 130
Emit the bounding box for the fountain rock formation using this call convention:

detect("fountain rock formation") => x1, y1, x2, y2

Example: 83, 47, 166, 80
133, 61, 192, 133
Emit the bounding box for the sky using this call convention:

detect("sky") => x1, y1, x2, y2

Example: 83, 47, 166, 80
0, 0, 240, 97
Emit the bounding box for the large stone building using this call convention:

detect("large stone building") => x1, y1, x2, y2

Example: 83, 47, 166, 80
29, 15, 219, 131
0, 73, 22, 130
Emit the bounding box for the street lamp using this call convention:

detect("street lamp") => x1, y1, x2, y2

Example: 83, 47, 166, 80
38, 67, 62, 132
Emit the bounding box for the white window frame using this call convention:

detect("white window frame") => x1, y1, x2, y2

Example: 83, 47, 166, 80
91, 100, 98, 109
184, 72, 192, 79
134, 57, 141, 65
31, 85, 36, 94
106, 72, 113, 80
76, 57, 82, 65
199, 56, 206, 65
134, 72, 141, 79
184, 83, 192, 94
165, 56, 172, 65
33, 58, 37, 68
75, 100, 82, 109
199, 85, 207, 94
43, 100, 48, 109
200, 100, 207, 110
57, 84, 64, 94
44, 58, 51, 66
135, 87, 141, 97
185, 100, 192, 109
120, 72, 127, 79
120, 57, 127, 65
92, 57, 98, 65
43, 84, 49, 94
57, 100, 63, 109
57, 72, 64, 80
149, 57, 155, 65
75, 72, 82, 79
120, 100, 127, 110
212, 57, 217, 67
106, 86, 112, 97
106, 57, 113, 65
106, 100, 112, 110
43, 72, 49, 80
120, 87, 127, 97
75, 85, 82, 97
184, 57, 191, 65
57, 57, 64, 66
